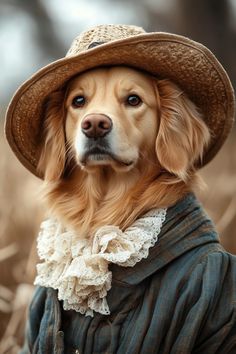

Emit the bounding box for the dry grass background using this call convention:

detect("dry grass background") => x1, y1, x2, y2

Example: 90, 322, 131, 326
0, 124, 42, 354
0, 122, 235, 353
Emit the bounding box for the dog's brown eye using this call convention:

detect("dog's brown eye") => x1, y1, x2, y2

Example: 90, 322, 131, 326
72, 96, 86, 108
126, 95, 142, 107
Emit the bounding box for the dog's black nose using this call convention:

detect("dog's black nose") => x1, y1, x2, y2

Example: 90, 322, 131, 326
81, 114, 112, 138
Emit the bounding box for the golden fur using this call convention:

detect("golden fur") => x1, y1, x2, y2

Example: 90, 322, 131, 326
38, 66, 210, 238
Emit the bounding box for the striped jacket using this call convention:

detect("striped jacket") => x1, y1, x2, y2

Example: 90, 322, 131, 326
21, 193, 236, 353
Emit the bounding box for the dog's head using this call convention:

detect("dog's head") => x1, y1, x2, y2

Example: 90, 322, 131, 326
65, 67, 159, 173
38, 66, 210, 182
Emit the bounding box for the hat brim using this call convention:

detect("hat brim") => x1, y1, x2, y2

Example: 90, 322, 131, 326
5, 32, 235, 179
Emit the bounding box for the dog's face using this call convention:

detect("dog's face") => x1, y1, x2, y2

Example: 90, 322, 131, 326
65, 67, 159, 172
38, 65, 210, 182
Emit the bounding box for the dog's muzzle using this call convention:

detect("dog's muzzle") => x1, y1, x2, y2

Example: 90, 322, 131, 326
81, 114, 112, 139
79, 113, 133, 168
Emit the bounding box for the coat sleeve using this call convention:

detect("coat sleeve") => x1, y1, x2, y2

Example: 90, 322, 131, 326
19, 286, 64, 354
158, 248, 236, 354
171, 250, 236, 354
19, 286, 47, 354
192, 251, 236, 353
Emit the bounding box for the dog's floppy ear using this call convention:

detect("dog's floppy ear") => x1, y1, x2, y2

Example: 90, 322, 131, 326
155, 79, 210, 181
37, 90, 66, 181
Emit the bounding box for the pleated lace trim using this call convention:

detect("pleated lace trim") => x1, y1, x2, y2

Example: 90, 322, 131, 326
34, 208, 167, 317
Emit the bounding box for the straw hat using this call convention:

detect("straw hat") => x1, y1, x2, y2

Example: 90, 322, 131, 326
5, 24, 235, 179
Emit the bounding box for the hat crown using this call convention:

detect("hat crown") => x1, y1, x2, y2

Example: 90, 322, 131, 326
66, 24, 146, 57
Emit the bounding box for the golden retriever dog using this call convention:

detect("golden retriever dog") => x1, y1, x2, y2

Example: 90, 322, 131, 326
37, 66, 210, 238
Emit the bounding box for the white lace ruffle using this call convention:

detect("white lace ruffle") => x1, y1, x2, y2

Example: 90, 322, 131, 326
34, 208, 167, 316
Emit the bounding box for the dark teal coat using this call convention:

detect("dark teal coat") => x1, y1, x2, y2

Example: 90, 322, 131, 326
21, 194, 236, 353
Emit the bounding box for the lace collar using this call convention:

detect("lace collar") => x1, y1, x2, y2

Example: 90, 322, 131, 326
34, 208, 167, 317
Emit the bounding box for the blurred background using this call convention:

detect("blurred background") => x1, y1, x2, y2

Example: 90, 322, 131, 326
0, 0, 236, 352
